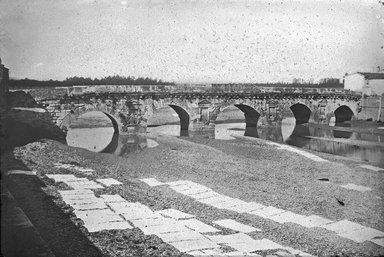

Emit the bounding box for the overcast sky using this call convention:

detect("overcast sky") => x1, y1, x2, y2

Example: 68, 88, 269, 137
0, 0, 383, 83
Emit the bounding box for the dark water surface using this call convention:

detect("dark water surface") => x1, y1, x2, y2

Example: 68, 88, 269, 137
66, 112, 384, 168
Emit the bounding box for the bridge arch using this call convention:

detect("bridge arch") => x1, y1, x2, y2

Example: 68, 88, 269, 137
290, 103, 312, 125
59, 107, 122, 134
233, 104, 260, 127
334, 105, 354, 123
168, 104, 190, 131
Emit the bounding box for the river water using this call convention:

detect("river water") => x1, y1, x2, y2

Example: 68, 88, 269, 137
66, 112, 384, 168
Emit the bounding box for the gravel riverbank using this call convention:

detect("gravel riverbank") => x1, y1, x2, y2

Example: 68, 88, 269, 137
1, 133, 384, 257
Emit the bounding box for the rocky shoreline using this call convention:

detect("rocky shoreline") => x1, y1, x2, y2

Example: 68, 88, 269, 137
1, 132, 384, 256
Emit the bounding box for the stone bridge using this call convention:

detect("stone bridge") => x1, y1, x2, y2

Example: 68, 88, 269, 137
22, 86, 361, 137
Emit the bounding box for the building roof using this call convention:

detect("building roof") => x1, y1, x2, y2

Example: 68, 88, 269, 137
355, 72, 384, 80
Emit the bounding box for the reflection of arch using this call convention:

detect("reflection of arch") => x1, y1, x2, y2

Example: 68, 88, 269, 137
234, 104, 260, 127
290, 103, 311, 125
169, 105, 190, 131
334, 105, 354, 123
333, 122, 352, 139
285, 125, 310, 148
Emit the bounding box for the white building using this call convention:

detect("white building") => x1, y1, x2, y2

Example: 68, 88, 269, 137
344, 72, 384, 96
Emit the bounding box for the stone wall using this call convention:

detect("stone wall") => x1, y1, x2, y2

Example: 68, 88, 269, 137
357, 96, 384, 122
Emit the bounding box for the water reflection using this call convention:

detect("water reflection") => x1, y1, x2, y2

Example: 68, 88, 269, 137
333, 123, 353, 139
215, 121, 384, 168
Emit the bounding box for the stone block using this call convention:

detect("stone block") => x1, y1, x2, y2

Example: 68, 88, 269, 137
228, 238, 283, 253
46, 174, 77, 182
179, 219, 221, 233
178, 187, 211, 196
140, 178, 165, 187
208, 233, 256, 245
85, 221, 133, 233
370, 238, 384, 247
6, 170, 37, 176
189, 191, 221, 200
156, 208, 195, 220
268, 211, 307, 225
360, 164, 384, 172
248, 206, 287, 218
340, 183, 372, 192
59, 189, 95, 195
96, 178, 123, 187
65, 181, 104, 190
167, 180, 192, 187
158, 230, 209, 243
198, 195, 235, 206
338, 227, 384, 243
121, 211, 163, 221
99, 194, 127, 203
139, 222, 191, 235
213, 219, 261, 233
210, 199, 247, 210
72, 202, 109, 211
74, 209, 120, 219
298, 215, 334, 228
169, 238, 219, 252
318, 220, 366, 234
130, 217, 175, 228
226, 202, 267, 213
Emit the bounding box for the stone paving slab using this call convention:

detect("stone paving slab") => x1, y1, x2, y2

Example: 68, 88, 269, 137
179, 219, 221, 233
61, 193, 97, 201
208, 233, 255, 245
213, 219, 261, 233
268, 211, 307, 225
338, 226, 384, 242
156, 208, 195, 220
198, 195, 235, 206
210, 199, 247, 210
82, 213, 125, 225
298, 215, 334, 228
318, 219, 367, 234
99, 194, 127, 203
170, 184, 194, 192
178, 187, 211, 196
96, 178, 123, 187
167, 180, 193, 187
248, 206, 287, 218
200, 248, 226, 255
58, 189, 95, 195
227, 202, 267, 213
107, 202, 153, 215
189, 191, 222, 200
158, 230, 209, 243
169, 238, 219, 252
6, 170, 37, 176
85, 221, 133, 233
62, 197, 105, 206
360, 164, 384, 172
71, 202, 109, 210
65, 181, 104, 190
223, 251, 263, 256
139, 222, 192, 235
74, 209, 121, 219
228, 238, 283, 253
340, 183, 372, 192
121, 211, 164, 221
46, 174, 78, 181
130, 217, 176, 228
370, 238, 384, 247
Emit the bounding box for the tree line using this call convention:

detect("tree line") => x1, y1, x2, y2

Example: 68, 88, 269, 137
9, 75, 343, 88
9, 75, 174, 88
